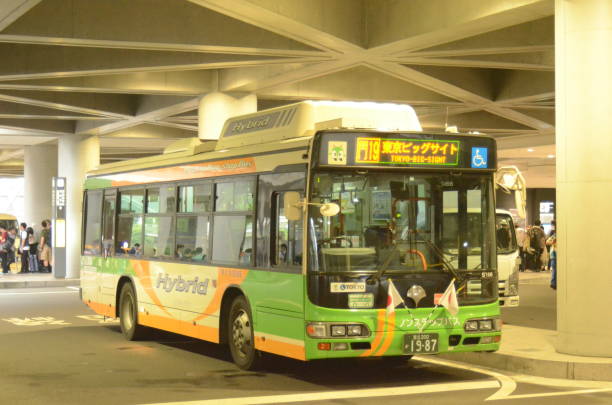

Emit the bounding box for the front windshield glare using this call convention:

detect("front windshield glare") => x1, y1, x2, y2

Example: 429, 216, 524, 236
308, 171, 495, 274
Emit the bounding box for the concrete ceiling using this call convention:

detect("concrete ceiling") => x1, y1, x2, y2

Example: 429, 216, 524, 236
0, 0, 556, 186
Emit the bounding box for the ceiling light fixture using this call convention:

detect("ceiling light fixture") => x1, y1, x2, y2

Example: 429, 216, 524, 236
527, 148, 534, 152
547, 154, 555, 158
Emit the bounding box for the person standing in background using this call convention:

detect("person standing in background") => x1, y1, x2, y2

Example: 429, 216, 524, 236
18, 222, 29, 273
515, 223, 526, 271
0, 225, 8, 274
1, 228, 16, 274
26, 226, 38, 272
39, 220, 52, 273
549, 235, 557, 290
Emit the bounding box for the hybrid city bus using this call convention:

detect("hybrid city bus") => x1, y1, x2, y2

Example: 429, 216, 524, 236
80, 101, 501, 369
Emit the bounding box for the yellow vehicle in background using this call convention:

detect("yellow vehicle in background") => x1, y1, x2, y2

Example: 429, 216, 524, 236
0, 213, 21, 273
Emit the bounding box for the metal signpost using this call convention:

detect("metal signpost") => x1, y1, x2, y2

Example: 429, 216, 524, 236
52, 177, 66, 278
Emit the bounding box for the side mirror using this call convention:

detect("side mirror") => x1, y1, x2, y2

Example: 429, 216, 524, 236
320, 203, 340, 217
284, 191, 302, 221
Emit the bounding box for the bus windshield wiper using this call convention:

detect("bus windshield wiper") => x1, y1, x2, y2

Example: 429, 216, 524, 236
366, 247, 400, 284
424, 239, 464, 283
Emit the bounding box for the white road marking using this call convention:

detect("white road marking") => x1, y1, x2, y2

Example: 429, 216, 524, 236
414, 356, 517, 401
140, 380, 500, 405
0, 290, 78, 296
3, 316, 70, 326
512, 374, 612, 389
493, 388, 612, 400
421, 356, 612, 401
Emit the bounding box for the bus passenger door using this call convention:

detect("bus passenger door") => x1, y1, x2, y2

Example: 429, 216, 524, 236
253, 173, 306, 350
100, 189, 117, 301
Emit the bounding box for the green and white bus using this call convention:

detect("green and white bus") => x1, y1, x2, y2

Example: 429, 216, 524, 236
81, 101, 501, 369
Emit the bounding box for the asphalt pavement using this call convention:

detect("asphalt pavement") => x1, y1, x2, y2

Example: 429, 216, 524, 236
501, 271, 556, 330
2, 284, 612, 405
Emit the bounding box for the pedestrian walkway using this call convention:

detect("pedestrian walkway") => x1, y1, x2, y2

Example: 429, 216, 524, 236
439, 324, 612, 381
439, 269, 612, 381
0, 271, 79, 289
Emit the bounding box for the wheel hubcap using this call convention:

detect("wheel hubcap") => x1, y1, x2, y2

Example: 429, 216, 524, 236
232, 310, 252, 358
122, 296, 134, 330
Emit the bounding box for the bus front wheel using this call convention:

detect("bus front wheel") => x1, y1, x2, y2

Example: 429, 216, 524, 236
228, 296, 260, 370
119, 282, 148, 341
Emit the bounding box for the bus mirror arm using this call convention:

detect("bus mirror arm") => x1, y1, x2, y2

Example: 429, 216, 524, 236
284, 192, 340, 220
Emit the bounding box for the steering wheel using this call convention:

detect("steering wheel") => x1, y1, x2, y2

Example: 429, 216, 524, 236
403, 249, 427, 271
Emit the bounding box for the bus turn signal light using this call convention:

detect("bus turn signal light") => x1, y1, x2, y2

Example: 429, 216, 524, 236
318, 342, 331, 351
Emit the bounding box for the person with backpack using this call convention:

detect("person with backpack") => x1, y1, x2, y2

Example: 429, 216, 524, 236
1, 228, 16, 274
26, 226, 39, 273
18, 222, 29, 273
39, 220, 52, 273
525, 219, 546, 271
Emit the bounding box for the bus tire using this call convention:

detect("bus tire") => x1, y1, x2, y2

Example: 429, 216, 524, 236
228, 295, 260, 370
119, 282, 147, 341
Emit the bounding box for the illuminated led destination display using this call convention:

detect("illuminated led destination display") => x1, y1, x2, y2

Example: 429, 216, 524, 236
355, 137, 460, 166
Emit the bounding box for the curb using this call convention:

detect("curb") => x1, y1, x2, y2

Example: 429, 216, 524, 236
437, 351, 612, 381
0, 279, 80, 289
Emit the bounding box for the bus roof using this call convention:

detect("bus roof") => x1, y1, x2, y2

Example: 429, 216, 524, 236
86, 101, 423, 185
0, 213, 17, 220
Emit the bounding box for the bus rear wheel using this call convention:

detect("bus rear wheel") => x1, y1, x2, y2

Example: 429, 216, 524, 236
119, 282, 148, 341
228, 296, 260, 370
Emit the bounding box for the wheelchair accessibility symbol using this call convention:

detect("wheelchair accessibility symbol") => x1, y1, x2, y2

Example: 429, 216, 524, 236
471, 147, 488, 168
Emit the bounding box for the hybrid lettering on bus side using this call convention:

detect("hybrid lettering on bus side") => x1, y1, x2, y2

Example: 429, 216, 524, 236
156, 274, 211, 295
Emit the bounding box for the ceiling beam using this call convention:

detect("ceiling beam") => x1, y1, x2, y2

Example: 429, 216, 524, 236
366, 0, 554, 55
0, 70, 218, 96
2, 0, 320, 54
0, 90, 136, 118
76, 96, 200, 136
188, 0, 364, 54
0, 0, 41, 31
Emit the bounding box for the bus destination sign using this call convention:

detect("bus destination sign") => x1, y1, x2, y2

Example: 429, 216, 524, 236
355, 137, 460, 166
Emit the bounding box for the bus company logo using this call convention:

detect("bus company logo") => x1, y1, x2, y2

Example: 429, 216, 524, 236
330, 282, 366, 293
328, 141, 347, 165
156, 274, 211, 295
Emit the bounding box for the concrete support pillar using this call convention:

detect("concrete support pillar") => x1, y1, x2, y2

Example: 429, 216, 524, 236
555, 0, 612, 356
24, 144, 57, 228
198, 92, 257, 140
58, 136, 100, 279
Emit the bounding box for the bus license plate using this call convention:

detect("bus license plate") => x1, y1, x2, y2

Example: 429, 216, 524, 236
403, 333, 439, 354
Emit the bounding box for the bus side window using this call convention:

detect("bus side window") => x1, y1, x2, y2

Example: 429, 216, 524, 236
272, 192, 303, 267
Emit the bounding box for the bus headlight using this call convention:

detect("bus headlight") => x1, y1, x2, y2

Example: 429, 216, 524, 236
465, 320, 479, 331
478, 320, 493, 331
331, 325, 347, 337
464, 317, 501, 333
306, 322, 370, 338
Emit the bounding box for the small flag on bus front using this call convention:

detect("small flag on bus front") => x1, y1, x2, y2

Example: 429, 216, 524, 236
386, 279, 405, 315
437, 280, 459, 316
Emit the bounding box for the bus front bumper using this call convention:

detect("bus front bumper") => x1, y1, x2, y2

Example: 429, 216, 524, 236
304, 329, 501, 360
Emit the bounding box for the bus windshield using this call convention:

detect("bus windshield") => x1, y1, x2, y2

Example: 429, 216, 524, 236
308, 171, 496, 275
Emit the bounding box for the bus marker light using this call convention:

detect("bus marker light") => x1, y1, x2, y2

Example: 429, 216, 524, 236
480, 336, 493, 344
318, 343, 331, 351
333, 342, 348, 351
306, 324, 326, 338
493, 335, 501, 343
